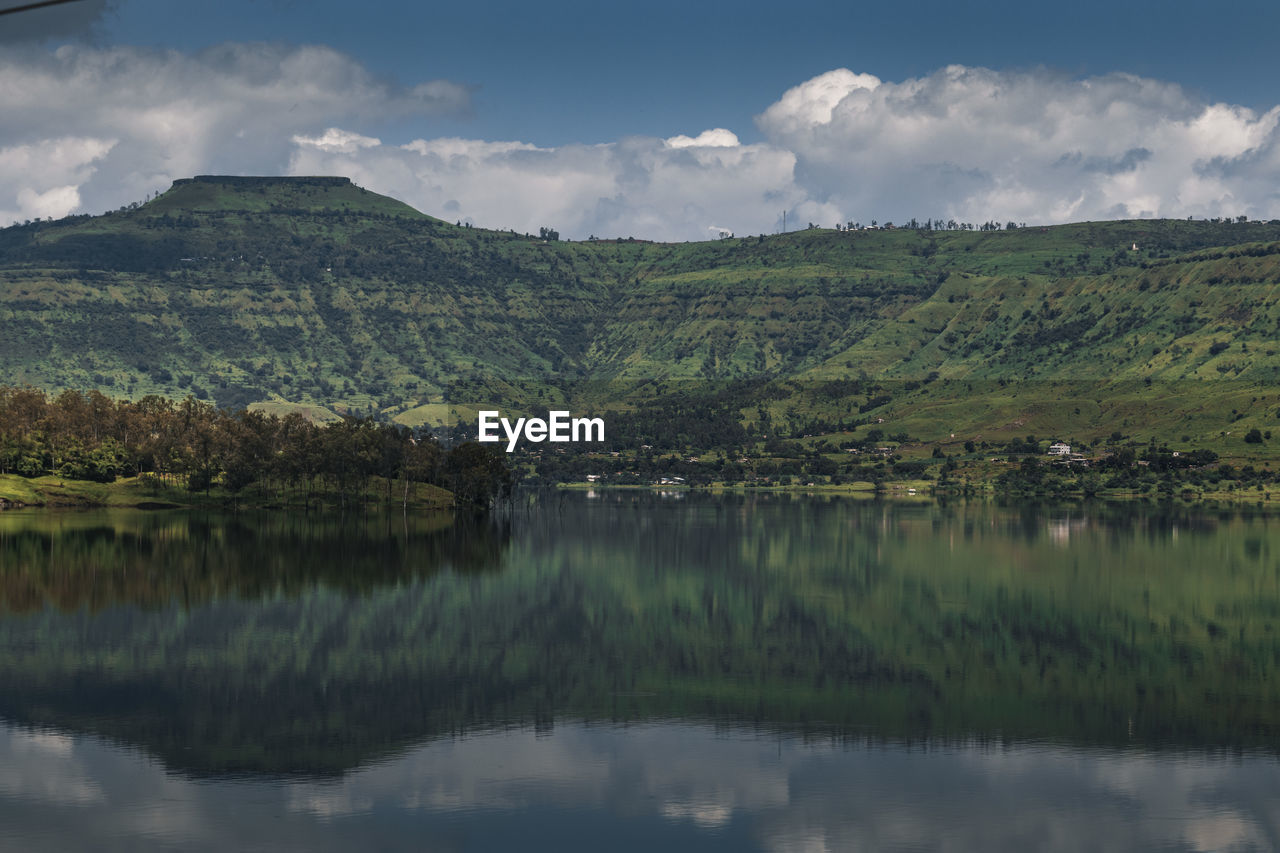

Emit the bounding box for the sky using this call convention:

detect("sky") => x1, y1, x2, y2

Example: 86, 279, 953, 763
2, 0, 1280, 240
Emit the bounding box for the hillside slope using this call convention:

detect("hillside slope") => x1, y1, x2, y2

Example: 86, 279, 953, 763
2, 176, 1280, 451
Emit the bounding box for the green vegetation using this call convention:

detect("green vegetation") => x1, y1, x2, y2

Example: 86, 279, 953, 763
4, 176, 1280, 487
0, 386, 511, 510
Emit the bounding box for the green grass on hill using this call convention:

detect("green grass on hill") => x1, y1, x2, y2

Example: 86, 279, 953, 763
3, 176, 1280, 470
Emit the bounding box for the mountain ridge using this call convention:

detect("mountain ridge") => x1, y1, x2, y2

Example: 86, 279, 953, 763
3, 175, 1280, 457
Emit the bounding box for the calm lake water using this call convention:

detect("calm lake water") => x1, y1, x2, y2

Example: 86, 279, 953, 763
0, 492, 1278, 851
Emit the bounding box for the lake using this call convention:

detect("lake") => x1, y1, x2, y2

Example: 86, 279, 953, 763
0, 492, 1277, 851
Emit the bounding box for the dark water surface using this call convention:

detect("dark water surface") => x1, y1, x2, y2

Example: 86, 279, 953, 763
0, 493, 1278, 851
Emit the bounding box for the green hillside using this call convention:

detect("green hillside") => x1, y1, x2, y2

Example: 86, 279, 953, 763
3, 175, 1280, 470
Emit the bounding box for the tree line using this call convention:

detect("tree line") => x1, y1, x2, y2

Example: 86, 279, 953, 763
0, 387, 510, 509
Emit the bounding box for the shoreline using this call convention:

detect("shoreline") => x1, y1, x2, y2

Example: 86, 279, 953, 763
7, 472, 1277, 511
0, 473, 454, 512
554, 479, 1280, 506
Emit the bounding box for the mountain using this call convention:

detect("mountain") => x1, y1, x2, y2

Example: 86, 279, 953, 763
3, 175, 1280, 457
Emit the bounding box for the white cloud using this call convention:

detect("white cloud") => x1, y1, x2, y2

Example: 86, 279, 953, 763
758, 64, 1280, 226
292, 128, 382, 154
289, 64, 1280, 239
5, 46, 1280, 240
666, 128, 741, 149
0, 43, 469, 225
758, 69, 883, 135
289, 131, 803, 242
0, 136, 115, 223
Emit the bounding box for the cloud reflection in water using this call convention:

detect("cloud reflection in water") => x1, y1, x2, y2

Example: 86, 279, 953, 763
1, 722, 1275, 852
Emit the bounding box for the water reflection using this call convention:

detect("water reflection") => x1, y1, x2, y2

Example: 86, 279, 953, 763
0, 494, 1277, 781
1, 720, 1277, 852
0, 508, 508, 610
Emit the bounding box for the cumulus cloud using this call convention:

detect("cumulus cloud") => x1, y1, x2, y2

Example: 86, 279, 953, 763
290, 129, 804, 242
0, 42, 469, 223
291, 128, 382, 154
0, 135, 114, 222
758, 69, 883, 136
6, 45, 1280, 240
758, 64, 1280, 226
290, 64, 1280, 240
665, 128, 740, 149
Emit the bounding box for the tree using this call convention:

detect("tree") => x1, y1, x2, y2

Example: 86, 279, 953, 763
401, 436, 442, 508
444, 442, 512, 509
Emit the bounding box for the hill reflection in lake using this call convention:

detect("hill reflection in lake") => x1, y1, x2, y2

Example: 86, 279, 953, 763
0, 494, 1278, 849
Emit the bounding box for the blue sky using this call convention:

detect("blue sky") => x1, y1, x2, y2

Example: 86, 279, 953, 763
3, 0, 1280, 239
98, 0, 1280, 144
